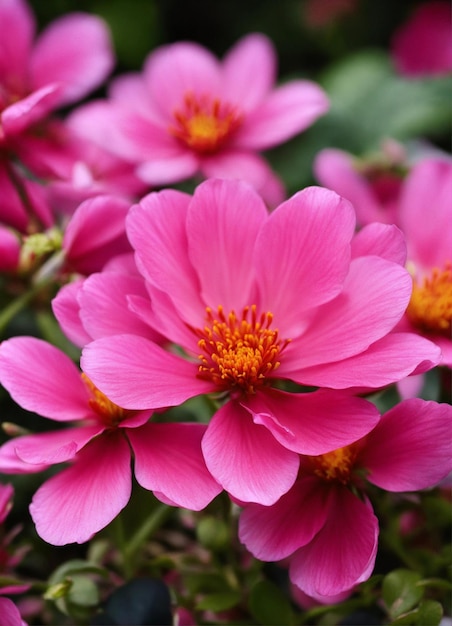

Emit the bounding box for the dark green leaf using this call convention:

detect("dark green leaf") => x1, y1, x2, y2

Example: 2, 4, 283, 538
248, 579, 293, 626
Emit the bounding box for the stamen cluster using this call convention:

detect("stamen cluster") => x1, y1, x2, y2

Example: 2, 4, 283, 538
195, 305, 287, 394
407, 263, 452, 335
169, 92, 242, 153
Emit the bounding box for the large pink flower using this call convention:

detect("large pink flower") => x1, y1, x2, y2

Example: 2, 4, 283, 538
391, 1, 452, 77
239, 398, 452, 601
0, 337, 221, 545
81, 179, 439, 504
80, 34, 329, 204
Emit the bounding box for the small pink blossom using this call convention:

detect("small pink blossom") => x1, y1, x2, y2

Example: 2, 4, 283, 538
391, 1, 452, 77
84, 34, 329, 205
0, 337, 221, 545
81, 179, 439, 505
239, 398, 452, 601
314, 142, 408, 227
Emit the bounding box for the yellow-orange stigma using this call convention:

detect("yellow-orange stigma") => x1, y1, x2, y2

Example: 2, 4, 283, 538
168, 92, 242, 153
194, 305, 289, 394
81, 373, 131, 428
407, 263, 452, 336
307, 445, 359, 485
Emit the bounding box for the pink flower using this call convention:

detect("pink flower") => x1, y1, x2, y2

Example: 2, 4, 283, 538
0, 0, 113, 144
398, 158, 452, 366
239, 398, 452, 601
85, 34, 329, 204
391, 1, 452, 77
0, 598, 27, 626
0, 337, 221, 545
314, 142, 408, 227
81, 179, 439, 504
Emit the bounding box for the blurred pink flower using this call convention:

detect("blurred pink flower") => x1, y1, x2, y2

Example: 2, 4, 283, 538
0, 337, 221, 545
239, 398, 452, 601
314, 141, 408, 227
0, 0, 113, 144
81, 179, 439, 504
82, 34, 329, 205
14, 117, 148, 216
391, 1, 452, 77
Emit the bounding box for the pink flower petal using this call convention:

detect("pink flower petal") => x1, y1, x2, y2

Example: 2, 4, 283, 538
235, 81, 329, 150
0, 438, 49, 474
200, 150, 271, 191
0, 226, 20, 272
187, 179, 268, 313
243, 389, 380, 455
78, 272, 155, 340
255, 186, 355, 336
136, 152, 199, 185
290, 487, 378, 599
222, 33, 276, 110
0, 483, 14, 523
52, 279, 92, 348
361, 398, 452, 491
0, 0, 35, 87
30, 13, 114, 105
63, 195, 131, 275
2, 84, 62, 135
14, 425, 103, 465
280, 256, 413, 371
0, 597, 26, 626
351, 222, 407, 265
239, 476, 331, 560
202, 401, 299, 505
398, 158, 452, 270
144, 42, 221, 117
81, 334, 214, 410
129, 422, 221, 510
295, 332, 441, 389
314, 148, 386, 226
30, 432, 131, 545
127, 189, 204, 327
0, 337, 89, 421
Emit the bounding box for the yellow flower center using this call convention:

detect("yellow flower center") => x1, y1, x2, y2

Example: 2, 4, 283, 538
81, 373, 131, 427
307, 445, 359, 484
169, 92, 242, 153
407, 263, 452, 336
194, 305, 289, 394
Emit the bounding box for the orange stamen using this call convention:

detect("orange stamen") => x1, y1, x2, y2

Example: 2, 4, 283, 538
407, 262, 452, 336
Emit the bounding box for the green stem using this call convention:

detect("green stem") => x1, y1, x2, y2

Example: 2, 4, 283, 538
0, 278, 51, 336
124, 503, 172, 563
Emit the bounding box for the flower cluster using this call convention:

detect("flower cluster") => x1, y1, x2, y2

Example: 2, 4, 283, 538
0, 0, 451, 623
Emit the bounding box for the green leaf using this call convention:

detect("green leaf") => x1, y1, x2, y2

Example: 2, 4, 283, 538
416, 600, 443, 625
196, 590, 242, 612
48, 559, 107, 586
248, 579, 293, 626
382, 569, 424, 619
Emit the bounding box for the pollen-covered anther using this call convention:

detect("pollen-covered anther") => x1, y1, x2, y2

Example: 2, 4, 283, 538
407, 262, 452, 336
308, 445, 358, 485
81, 373, 131, 427
195, 305, 289, 394
169, 92, 243, 153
